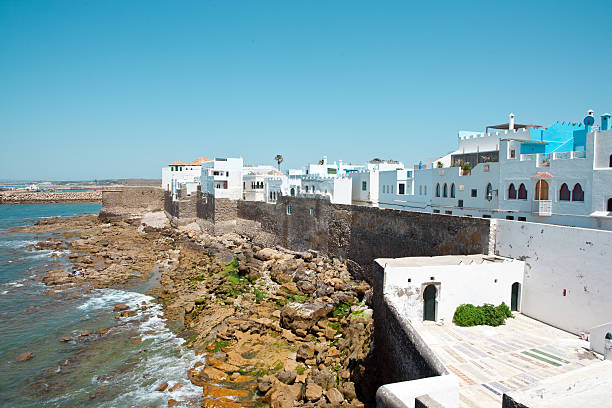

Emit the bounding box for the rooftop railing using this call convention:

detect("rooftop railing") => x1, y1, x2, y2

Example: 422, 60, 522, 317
520, 150, 586, 165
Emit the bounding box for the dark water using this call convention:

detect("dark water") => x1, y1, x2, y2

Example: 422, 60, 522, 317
0, 203, 203, 407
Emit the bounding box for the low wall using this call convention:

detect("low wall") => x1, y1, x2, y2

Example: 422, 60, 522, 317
1, 190, 102, 203
494, 219, 612, 335
100, 187, 164, 219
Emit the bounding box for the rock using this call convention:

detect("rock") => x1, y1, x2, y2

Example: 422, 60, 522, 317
297, 342, 315, 360
257, 375, 273, 393
281, 282, 299, 294
326, 387, 344, 405
60, 337, 72, 342
280, 301, 334, 332
353, 281, 370, 298
276, 369, 297, 385
296, 280, 315, 294
201, 383, 249, 399
16, 352, 33, 362
201, 397, 243, 408
340, 382, 357, 400
98, 328, 110, 335
169, 382, 184, 392
309, 367, 336, 390
254, 248, 282, 261
113, 303, 129, 312
167, 399, 183, 407
81, 331, 90, 337
305, 382, 323, 401
155, 382, 169, 392
198, 366, 228, 382
264, 380, 303, 408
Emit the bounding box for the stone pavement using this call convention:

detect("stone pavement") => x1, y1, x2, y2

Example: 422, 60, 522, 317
414, 314, 600, 408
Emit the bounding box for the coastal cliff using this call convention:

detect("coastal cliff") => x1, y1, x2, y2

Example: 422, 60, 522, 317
19, 211, 374, 407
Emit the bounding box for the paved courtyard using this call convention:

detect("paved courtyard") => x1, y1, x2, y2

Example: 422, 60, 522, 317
414, 314, 601, 408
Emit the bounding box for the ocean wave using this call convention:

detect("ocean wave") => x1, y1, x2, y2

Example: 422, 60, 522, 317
84, 288, 205, 407
0, 239, 38, 249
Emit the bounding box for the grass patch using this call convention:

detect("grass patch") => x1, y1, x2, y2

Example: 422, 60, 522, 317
296, 365, 306, 375
333, 302, 352, 318
211, 340, 231, 352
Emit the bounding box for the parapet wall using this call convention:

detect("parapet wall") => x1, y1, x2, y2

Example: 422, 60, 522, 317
100, 187, 165, 219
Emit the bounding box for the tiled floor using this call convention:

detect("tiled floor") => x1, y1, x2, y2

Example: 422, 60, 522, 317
414, 314, 600, 408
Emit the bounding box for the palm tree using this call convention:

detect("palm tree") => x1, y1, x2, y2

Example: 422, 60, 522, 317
274, 154, 283, 171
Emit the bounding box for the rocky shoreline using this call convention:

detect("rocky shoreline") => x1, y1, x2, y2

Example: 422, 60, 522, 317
0, 190, 102, 204
17, 211, 375, 407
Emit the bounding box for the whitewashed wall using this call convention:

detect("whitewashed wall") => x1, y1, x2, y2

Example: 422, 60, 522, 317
494, 219, 612, 334
381, 257, 524, 324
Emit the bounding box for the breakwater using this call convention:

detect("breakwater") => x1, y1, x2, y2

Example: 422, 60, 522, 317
0, 191, 102, 204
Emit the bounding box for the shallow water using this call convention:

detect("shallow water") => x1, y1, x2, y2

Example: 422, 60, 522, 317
0, 203, 202, 407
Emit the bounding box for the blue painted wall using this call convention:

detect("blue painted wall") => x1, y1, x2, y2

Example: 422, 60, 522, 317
520, 121, 585, 154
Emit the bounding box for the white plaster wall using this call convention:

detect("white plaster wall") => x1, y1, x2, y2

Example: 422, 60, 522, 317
382, 260, 524, 324
494, 219, 612, 334
162, 166, 202, 198
350, 172, 376, 205
593, 129, 612, 169
377, 374, 459, 408
457, 128, 530, 154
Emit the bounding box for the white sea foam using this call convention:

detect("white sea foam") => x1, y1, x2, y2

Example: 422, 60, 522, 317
84, 288, 205, 408
0, 239, 37, 249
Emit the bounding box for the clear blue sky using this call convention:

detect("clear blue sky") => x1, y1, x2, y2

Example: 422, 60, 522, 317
1, 0, 611, 180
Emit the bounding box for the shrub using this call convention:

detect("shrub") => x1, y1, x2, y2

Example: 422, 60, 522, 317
453, 302, 512, 327
496, 302, 513, 319
453, 304, 484, 327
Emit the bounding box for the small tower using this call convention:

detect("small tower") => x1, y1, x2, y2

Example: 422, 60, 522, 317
509, 113, 515, 130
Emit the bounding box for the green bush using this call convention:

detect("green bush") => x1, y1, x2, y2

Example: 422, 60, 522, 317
453, 304, 484, 326
496, 302, 513, 319
453, 302, 512, 327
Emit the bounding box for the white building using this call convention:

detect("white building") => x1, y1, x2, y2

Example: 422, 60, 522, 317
201, 157, 244, 200
161, 157, 211, 199
350, 159, 404, 207
426, 113, 612, 230
304, 156, 365, 177
378, 254, 525, 324
242, 165, 286, 203
297, 176, 352, 205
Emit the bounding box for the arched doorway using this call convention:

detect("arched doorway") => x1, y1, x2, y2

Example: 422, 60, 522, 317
423, 285, 437, 321
290, 187, 295, 196
535, 180, 549, 200
511, 282, 521, 311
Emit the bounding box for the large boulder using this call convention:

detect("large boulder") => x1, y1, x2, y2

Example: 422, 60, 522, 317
263, 378, 303, 408
281, 302, 334, 332
254, 248, 282, 261
270, 258, 306, 284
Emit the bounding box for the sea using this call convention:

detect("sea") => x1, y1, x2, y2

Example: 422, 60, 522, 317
0, 203, 203, 407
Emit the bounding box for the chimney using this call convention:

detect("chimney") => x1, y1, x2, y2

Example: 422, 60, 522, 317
509, 113, 515, 130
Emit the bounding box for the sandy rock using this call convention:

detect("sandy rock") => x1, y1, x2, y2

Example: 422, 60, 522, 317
60, 336, 72, 342
198, 366, 228, 382
263, 379, 303, 408
201, 397, 244, 408
281, 301, 334, 332
16, 352, 33, 362
309, 367, 336, 390
340, 382, 357, 400
297, 342, 315, 360
167, 399, 183, 407
201, 383, 249, 399
155, 382, 169, 392
113, 303, 130, 312
169, 382, 184, 392
257, 375, 273, 393
254, 248, 282, 261
305, 382, 323, 401
276, 369, 297, 385
326, 387, 344, 405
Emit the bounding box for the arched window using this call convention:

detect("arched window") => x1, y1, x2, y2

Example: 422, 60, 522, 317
518, 183, 527, 200
435, 183, 440, 197
305, 186, 309, 193
486, 183, 493, 201
572, 183, 584, 201
419, 185, 423, 195
290, 187, 295, 196
508, 183, 517, 199
559, 183, 570, 201
443, 183, 448, 197
608, 198, 612, 212
609, 154, 612, 167
450, 183, 455, 198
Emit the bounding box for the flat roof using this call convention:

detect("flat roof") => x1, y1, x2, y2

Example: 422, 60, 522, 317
376, 254, 512, 268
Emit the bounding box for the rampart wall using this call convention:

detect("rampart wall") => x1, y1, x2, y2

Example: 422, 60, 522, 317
100, 187, 165, 219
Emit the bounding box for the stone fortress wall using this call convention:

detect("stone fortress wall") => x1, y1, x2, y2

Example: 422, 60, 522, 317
99, 187, 165, 219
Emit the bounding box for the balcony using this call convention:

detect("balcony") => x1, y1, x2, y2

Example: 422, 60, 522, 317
532, 200, 552, 216
520, 151, 587, 166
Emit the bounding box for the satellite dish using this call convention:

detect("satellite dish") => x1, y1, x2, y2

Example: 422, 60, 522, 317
584, 116, 595, 126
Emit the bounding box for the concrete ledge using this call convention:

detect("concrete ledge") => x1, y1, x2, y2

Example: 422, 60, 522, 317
415, 395, 446, 408
376, 375, 458, 408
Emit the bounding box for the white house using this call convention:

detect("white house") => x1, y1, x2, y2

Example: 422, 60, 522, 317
427, 112, 612, 230
201, 157, 244, 200
378, 254, 525, 324
350, 159, 404, 207
161, 157, 211, 199
297, 176, 352, 205
242, 165, 286, 203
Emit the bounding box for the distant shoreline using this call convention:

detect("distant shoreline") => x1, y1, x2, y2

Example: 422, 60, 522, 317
0, 191, 102, 204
